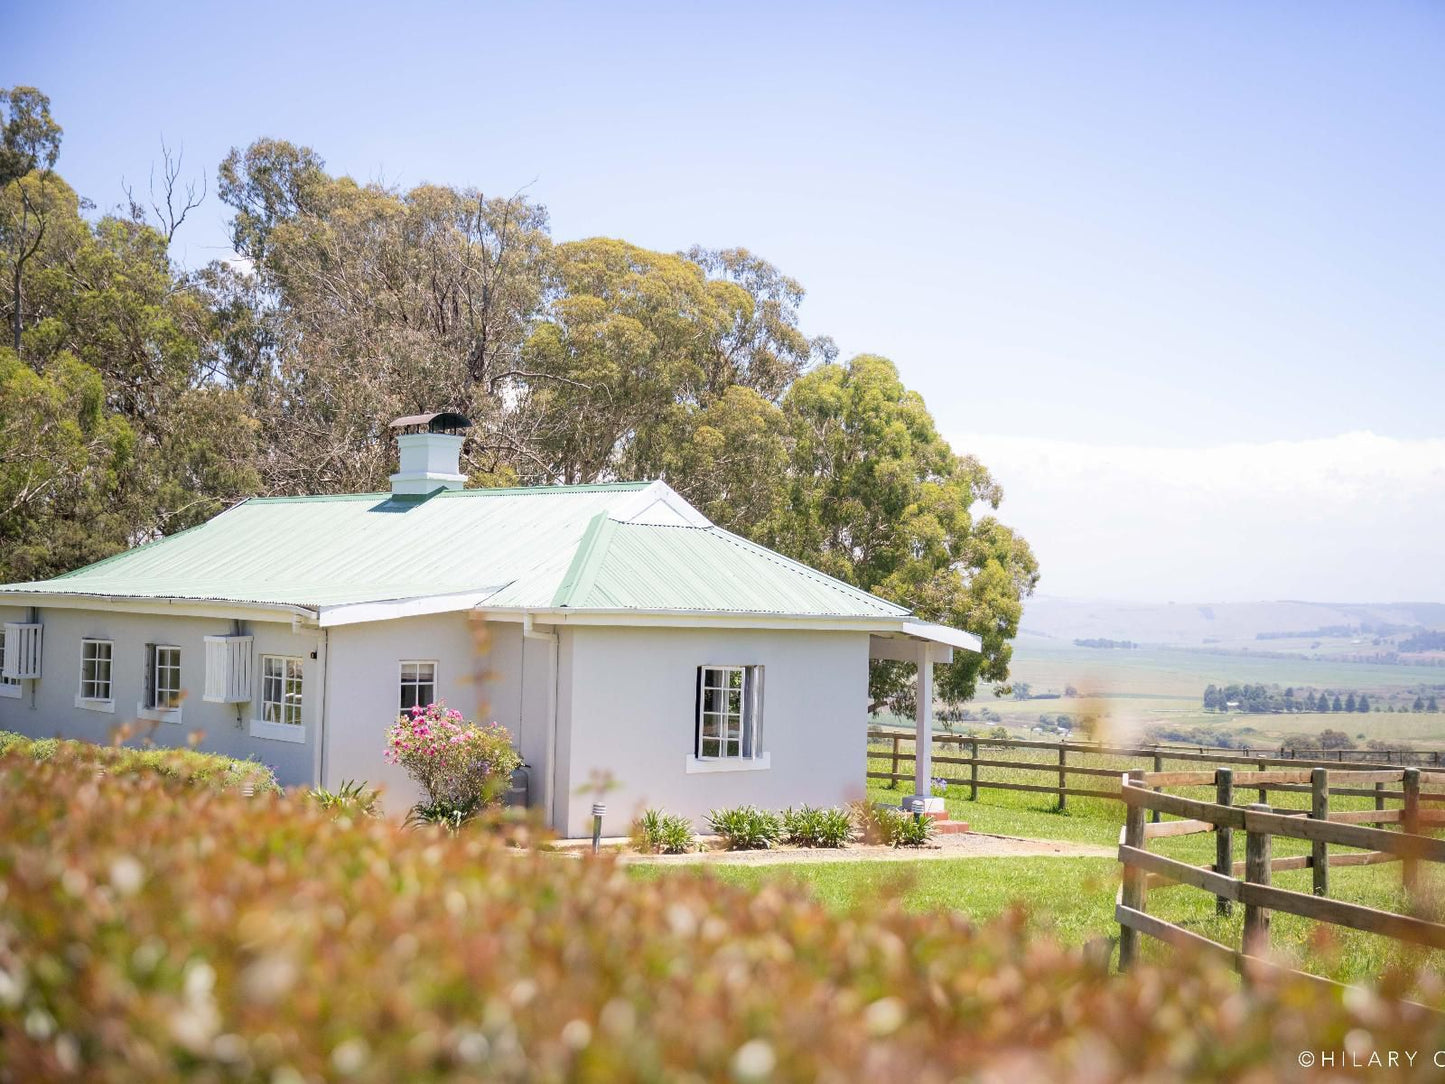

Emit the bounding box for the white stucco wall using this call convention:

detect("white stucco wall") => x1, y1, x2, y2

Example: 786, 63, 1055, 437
321, 614, 543, 812
0, 604, 319, 784
1, 603, 872, 835
555, 625, 871, 838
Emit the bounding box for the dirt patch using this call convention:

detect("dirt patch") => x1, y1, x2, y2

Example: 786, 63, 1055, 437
618, 832, 1113, 866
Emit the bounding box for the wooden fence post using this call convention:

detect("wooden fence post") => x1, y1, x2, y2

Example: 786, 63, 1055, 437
1243, 803, 1272, 961
1375, 781, 1385, 813
1257, 760, 1267, 805
969, 738, 979, 802
1215, 768, 1234, 916
1403, 767, 1421, 897
1152, 752, 1163, 824
889, 734, 900, 789
1057, 746, 1068, 811
1117, 770, 1147, 970
1310, 768, 1329, 897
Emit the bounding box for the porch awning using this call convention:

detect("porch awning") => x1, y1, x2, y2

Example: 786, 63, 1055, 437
869, 620, 981, 665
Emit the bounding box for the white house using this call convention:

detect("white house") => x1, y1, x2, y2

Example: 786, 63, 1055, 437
0, 414, 977, 836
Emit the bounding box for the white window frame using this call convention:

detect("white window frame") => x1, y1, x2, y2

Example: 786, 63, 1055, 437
251, 654, 305, 743
687, 664, 769, 773
399, 660, 438, 713
0, 628, 20, 699
75, 638, 115, 712
137, 644, 184, 723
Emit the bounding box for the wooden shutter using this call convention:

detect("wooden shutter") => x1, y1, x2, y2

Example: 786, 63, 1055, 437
693, 666, 703, 757
1, 623, 42, 680
143, 644, 156, 708
203, 636, 253, 703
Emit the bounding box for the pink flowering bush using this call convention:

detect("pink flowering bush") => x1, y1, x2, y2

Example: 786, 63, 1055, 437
384, 702, 522, 817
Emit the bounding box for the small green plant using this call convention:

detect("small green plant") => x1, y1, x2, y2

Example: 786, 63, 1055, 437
309, 779, 380, 818
888, 811, 935, 848
706, 805, 782, 850
850, 802, 935, 847
405, 798, 484, 833
633, 809, 696, 854
781, 805, 852, 848
849, 800, 892, 845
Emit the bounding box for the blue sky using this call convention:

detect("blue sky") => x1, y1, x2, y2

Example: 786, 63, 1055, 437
6, 2, 1444, 600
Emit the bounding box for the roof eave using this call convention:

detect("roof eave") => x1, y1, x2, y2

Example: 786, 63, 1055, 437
481, 605, 920, 632
0, 590, 319, 625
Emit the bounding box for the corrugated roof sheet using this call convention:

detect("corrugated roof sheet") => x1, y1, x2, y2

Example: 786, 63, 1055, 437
0, 482, 912, 620
549, 519, 907, 617
1, 485, 648, 609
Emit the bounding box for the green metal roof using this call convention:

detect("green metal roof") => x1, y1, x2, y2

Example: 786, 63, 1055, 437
0, 482, 911, 621
544, 518, 907, 617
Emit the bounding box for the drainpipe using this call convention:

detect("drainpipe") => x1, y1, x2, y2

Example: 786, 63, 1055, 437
521, 613, 559, 829
313, 628, 329, 789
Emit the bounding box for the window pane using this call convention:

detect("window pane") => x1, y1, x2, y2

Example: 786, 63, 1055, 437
727, 669, 742, 691
701, 738, 721, 757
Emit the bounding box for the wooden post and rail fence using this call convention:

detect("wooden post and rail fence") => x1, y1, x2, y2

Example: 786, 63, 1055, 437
1115, 764, 1445, 996
867, 728, 1445, 995
866, 727, 1445, 812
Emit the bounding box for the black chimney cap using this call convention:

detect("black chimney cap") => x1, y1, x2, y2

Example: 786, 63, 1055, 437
390, 412, 472, 435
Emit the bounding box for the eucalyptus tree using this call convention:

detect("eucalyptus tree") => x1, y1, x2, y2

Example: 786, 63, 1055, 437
214, 140, 552, 493
766, 354, 1039, 713
0, 86, 63, 354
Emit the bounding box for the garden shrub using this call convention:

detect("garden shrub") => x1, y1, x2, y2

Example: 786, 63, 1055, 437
780, 804, 852, 848
0, 729, 278, 792
385, 702, 522, 823
850, 801, 935, 847
706, 804, 782, 850
2, 752, 1443, 1079
886, 809, 935, 848
632, 808, 695, 854
308, 779, 380, 818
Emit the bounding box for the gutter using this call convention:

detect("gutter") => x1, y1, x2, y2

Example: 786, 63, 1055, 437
520, 612, 560, 829
0, 590, 318, 627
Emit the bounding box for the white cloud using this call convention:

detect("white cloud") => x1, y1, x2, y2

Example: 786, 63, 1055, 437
952, 431, 1445, 603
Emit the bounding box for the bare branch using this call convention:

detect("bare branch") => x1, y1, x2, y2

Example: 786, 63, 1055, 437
148, 137, 206, 244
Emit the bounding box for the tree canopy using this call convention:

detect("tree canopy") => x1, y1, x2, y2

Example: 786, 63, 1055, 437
0, 91, 1038, 706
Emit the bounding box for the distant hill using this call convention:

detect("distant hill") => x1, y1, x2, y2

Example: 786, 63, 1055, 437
1020, 598, 1445, 647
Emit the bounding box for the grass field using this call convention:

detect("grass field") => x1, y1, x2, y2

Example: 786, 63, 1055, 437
957, 639, 1445, 749
635, 736, 1445, 998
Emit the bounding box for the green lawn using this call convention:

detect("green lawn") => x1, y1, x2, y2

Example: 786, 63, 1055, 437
630, 856, 1121, 946
634, 750, 1445, 1001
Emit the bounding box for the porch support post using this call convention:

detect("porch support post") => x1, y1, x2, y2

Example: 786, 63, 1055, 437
915, 637, 932, 794
907, 639, 944, 813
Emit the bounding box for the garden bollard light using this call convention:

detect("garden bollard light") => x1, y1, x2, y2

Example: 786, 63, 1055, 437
592, 802, 606, 854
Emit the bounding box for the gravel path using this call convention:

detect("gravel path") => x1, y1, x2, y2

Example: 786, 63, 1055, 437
617, 832, 1114, 867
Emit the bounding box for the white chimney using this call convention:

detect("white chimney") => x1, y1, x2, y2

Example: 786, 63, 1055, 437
389, 412, 470, 495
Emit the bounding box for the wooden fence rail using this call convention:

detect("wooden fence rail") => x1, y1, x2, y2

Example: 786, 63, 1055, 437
1115, 766, 1445, 1002
866, 728, 1445, 814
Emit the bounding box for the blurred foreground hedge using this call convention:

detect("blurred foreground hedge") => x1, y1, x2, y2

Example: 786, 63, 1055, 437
1, 750, 1443, 1082
0, 730, 278, 793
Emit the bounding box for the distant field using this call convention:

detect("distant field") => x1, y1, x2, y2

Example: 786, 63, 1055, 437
949, 639, 1445, 749
1006, 639, 1445, 697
